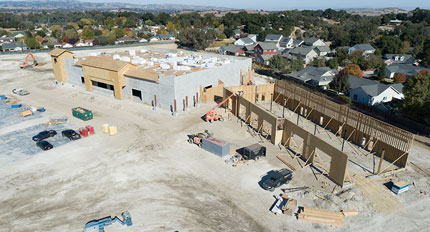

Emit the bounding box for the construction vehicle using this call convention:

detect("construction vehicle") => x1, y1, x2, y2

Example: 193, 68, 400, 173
188, 130, 212, 147
83, 211, 132, 232
19, 52, 38, 69
204, 92, 236, 122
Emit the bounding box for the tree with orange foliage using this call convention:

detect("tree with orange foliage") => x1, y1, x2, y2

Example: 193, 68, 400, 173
345, 64, 363, 78
393, 73, 407, 83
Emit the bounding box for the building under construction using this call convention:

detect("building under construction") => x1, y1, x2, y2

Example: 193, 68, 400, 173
49, 48, 254, 112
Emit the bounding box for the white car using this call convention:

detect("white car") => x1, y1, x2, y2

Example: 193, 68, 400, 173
12, 88, 29, 96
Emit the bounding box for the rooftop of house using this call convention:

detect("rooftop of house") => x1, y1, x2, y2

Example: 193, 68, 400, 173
265, 34, 283, 41
384, 54, 416, 64
288, 46, 315, 56
348, 75, 399, 96
289, 66, 335, 83
221, 45, 244, 53
257, 42, 278, 50
350, 44, 375, 51
280, 37, 293, 43
237, 37, 255, 44
386, 63, 425, 75
314, 45, 331, 53
2, 42, 27, 49
258, 54, 275, 61
304, 37, 322, 45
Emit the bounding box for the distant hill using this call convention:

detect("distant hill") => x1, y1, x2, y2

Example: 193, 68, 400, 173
0, 0, 233, 12
342, 8, 408, 16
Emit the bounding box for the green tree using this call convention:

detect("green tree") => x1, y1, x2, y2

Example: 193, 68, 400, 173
178, 28, 215, 50
144, 19, 155, 26
65, 29, 79, 40
81, 27, 95, 40
66, 22, 79, 30
50, 25, 63, 39
269, 55, 287, 72
78, 18, 95, 28
400, 41, 411, 54
104, 17, 115, 30
216, 33, 226, 40
327, 57, 339, 69
335, 48, 349, 66
377, 64, 387, 80
291, 55, 304, 72
27, 37, 40, 49
36, 30, 45, 37
401, 70, 430, 124
310, 57, 326, 67
94, 35, 108, 45
113, 28, 125, 39
0, 29, 10, 37
330, 69, 350, 93
124, 18, 136, 28
418, 39, 430, 68
224, 28, 234, 38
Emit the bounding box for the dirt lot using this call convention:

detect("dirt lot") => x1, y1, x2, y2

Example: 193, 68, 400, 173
0, 46, 429, 232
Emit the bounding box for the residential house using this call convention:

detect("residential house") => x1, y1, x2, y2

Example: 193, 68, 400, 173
284, 46, 318, 64
220, 45, 244, 56
280, 37, 294, 49
233, 29, 241, 38
11, 32, 25, 40
348, 44, 375, 55
348, 75, 403, 106
243, 44, 257, 57
157, 34, 175, 40
42, 41, 62, 49
0, 37, 14, 46
288, 66, 336, 89
264, 34, 283, 46
247, 34, 257, 43
75, 40, 93, 47
115, 36, 137, 44
2, 42, 28, 52
313, 45, 331, 56
148, 36, 159, 42
383, 54, 417, 65
84, 40, 94, 46
234, 37, 255, 46
390, 19, 402, 25
385, 64, 426, 78
139, 38, 148, 43
62, 43, 73, 49
256, 54, 275, 66
254, 43, 278, 57
292, 39, 304, 48
303, 37, 326, 47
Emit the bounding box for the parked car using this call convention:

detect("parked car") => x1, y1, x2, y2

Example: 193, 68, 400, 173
262, 169, 293, 191
12, 88, 29, 96
32, 130, 57, 142
36, 140, 53, 150
242, 144, 266, 161
62, 129, 81, 141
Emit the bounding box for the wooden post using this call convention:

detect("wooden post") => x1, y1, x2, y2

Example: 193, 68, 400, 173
154, 95, 157, 107
377, 149, 385, 174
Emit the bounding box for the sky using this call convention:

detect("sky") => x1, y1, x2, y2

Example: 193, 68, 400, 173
85, 0, 430, 11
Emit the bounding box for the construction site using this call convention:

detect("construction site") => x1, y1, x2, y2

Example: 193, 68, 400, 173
0, 43, 429, 232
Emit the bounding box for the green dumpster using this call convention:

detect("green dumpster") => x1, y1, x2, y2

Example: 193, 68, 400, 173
72, 107, 93, 121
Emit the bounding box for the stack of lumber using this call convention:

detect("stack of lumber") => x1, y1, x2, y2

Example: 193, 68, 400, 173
297, 207, 344, 227
276, 154, 297, 171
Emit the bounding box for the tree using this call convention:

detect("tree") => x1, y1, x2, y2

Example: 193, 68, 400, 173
218, 24, 225, 31
345, 64, 363, 78
216, 33, 226, 40
377, 64, 387, 80
374, 36, 402, 55
65, 22, 79, 30
330, 69, 350, 93
94, 35, 109, 46
65, 29, 78, 40
124, 18, 136, 28
269, 55, 287, 72
224, 28, 234, 38
166, 22, 175, 33
335, 48, 349, 66
27, 37, 40, 49
327, 57, 339, 69
178, 28, 215, 50
418, 39, 430, 68
78, 18, 95, 28
310, 57, 326, 67
35, 35, 43, 44
81, 27, 95, 40
113, 28, 125, 39
36, 30, 45, 37
291, 55, 304, 72
104, 17, 115, 30
400, 41, 411, 54
401, 70, 430, 124
50, 25, 63, 39
144, 19, 155, 26
0, 29, 10, 37
393, 73, 407, 83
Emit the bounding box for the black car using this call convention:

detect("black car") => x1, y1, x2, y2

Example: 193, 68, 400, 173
62, 129, 81, 141
242, 144, 266, 161
262, 169, 293, 191
32, 130, 57, 142
36, 140, 53, 150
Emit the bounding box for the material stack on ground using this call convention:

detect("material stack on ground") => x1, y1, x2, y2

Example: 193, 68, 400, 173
297, 207, 345, 227
201, 137, 230, 157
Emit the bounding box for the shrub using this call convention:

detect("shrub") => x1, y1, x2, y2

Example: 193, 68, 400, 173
345, 64, 364, 78
393, 73, 407, 83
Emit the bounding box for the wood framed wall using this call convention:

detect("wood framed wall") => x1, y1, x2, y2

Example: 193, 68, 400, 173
274, 79, 414, 168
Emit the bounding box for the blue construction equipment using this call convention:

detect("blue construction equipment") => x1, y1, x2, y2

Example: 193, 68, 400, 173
83, 211, 132, 232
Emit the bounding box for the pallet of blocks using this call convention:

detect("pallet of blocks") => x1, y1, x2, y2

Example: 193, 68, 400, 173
297, 207, 344, 227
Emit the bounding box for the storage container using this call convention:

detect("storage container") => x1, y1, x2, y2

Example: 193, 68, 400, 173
109, 126, 117, 136
79, 127, 89, 137
102, 124, 109, 133
86, 125, 95, 135
201, 137, 230, 157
